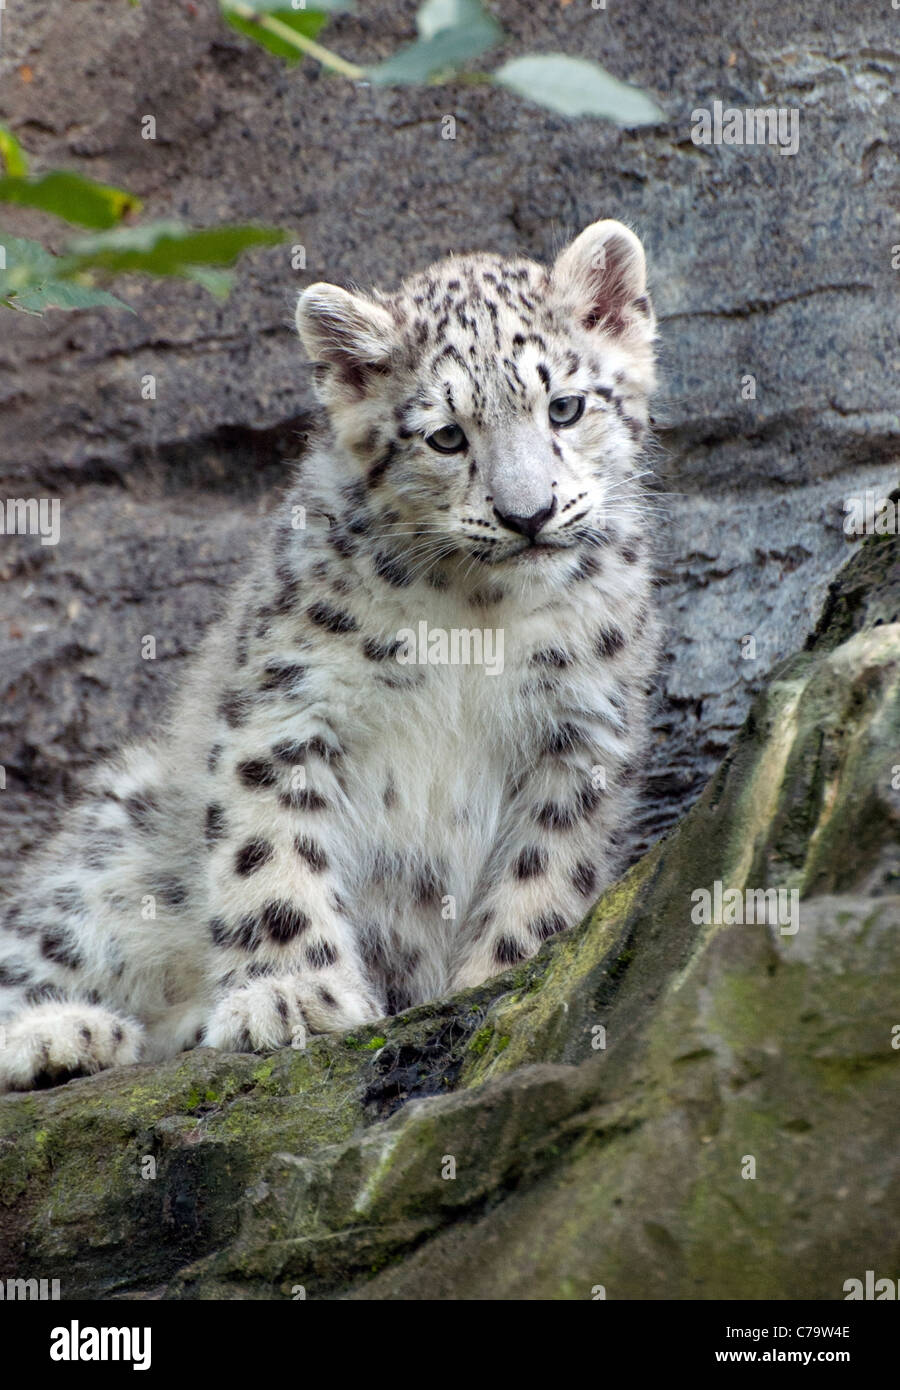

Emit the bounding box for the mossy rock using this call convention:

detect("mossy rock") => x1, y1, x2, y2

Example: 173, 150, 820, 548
2, 530, 898, 1299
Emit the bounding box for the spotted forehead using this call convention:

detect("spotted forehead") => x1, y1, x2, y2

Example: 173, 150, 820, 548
390, 254, 573, 420
397, 254, 550, 347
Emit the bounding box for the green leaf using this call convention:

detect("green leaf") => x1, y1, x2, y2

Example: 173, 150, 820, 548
219, 0, 350, 62
367, 0, 502, 85
0, 232, 58, 292
416, 0, 484, 40
59, 220, 286, 277
493, 54, 664, 124
181, 266, 235, 298
0, 171, 142, 228
6, 281, 132, 314
0, 126, 28, 177
0, 223, 285, 314
0, 234, 132, 313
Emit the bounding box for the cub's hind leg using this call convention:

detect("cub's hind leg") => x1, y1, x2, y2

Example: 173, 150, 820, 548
0, 886, 143, 1092
0, 812, 156, 1092
0, 997, 142, 1092
0, 751, 201, 1090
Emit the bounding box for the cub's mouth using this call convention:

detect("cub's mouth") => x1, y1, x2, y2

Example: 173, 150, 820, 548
510, 535, 576, 560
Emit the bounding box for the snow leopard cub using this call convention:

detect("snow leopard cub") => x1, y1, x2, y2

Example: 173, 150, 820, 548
0, 218, 660, 1091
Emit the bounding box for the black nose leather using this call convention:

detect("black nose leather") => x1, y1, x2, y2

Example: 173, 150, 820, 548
493, 497, 557, 540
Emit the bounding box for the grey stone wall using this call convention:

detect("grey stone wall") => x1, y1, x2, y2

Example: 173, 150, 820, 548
1, 0, 897, 876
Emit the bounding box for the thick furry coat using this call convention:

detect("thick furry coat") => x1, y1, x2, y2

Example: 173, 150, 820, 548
0, 219, 660, 1090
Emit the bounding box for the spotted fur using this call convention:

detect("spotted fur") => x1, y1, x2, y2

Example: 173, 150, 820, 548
0, 219, 661, 1090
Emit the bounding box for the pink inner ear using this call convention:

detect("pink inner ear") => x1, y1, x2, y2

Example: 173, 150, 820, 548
582, 236, 643, 336
584, 301, 627, 335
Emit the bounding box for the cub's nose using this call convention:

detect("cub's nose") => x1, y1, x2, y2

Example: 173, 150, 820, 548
492, 497, 557, 540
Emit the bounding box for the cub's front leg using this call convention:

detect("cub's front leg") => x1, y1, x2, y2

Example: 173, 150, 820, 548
200, 739, 381, 1053
451, 729, 637, 990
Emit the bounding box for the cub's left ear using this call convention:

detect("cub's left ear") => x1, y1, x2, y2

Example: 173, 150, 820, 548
552, 220, 653, 340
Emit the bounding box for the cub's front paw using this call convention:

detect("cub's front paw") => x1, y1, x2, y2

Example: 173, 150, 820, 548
201, 973, 382, 1054
0, 1001, 142, 1092
201, 979, 308, 1053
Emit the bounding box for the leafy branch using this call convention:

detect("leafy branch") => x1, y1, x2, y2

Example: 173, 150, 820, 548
0, 0, 663, 315
224, 0, 364, 76
0, 126, 286, 315
219, 0, 664, 122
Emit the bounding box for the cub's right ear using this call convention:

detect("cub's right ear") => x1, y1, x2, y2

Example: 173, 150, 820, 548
295, 284, 397, 390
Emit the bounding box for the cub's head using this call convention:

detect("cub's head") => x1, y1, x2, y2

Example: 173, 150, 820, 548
296, 220, 656, 588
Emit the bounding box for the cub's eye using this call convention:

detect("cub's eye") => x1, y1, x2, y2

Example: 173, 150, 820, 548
548, 395, 585, 427
426, 423, 467, 454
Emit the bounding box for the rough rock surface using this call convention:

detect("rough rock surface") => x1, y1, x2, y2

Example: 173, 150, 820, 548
1, 0, 898, 873
0, 527, 897, 1299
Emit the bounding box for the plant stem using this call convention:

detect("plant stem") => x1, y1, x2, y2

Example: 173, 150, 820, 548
227, 3, 365, 80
